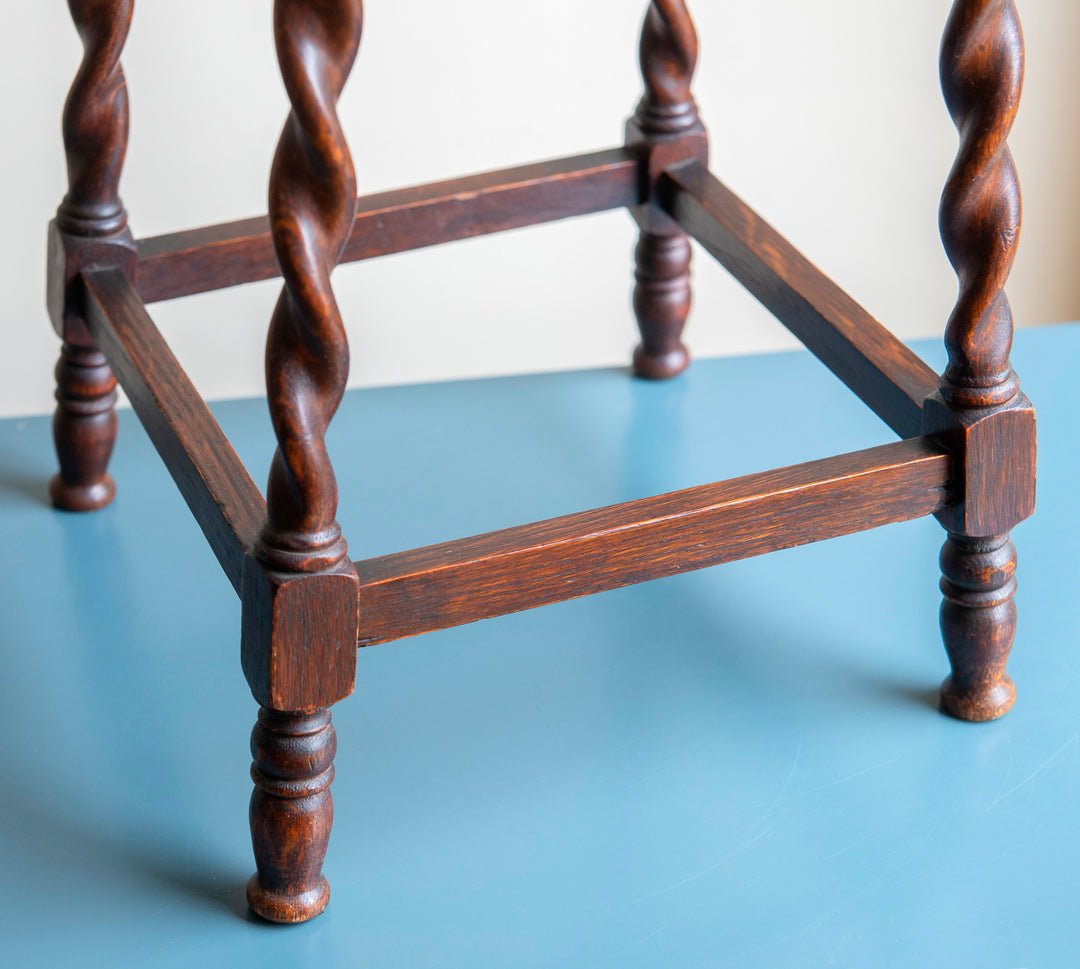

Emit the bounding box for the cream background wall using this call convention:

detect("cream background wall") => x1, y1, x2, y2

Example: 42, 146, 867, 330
5, 1, 1079, 419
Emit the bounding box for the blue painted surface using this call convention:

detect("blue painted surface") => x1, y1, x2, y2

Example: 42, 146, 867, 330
1, 324, 1077, 967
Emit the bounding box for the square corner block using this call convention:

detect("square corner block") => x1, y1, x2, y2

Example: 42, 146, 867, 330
923, 391, 1036, 536
47, 220, 137, 346
241, 559, 360, 712
624, 122, 708, 235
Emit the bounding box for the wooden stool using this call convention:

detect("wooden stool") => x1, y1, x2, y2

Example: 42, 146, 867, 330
46, 0, 1035, 923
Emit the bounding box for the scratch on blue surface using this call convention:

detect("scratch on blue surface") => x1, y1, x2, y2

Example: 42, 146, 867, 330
986, 734, 1079, 811
634, 920, 673, 945
149, 899, 182, 920
734, 816, 952, 960
795, 754, 905, 800
627, 734, 802, 905
624, 763, 676, 791
820, 827, 883, 862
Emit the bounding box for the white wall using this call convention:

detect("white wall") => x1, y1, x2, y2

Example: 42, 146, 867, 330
6, 1, 1079, 418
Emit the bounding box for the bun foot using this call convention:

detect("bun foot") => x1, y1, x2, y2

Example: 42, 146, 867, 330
247, 873, 330, 924
51, 343, 118, 512
49, 473, 116, 512
632, 231, 692, 381
940, 673, 1016, 722
632, 342, 690, 380
938, 533, 1018, 723
248, 707, 336, 924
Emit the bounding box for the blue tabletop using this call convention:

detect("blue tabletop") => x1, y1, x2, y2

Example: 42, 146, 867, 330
0, 323, 1076, 968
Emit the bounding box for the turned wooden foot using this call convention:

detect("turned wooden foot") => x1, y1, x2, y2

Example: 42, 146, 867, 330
50, 342, 118, 511
248, 707, 336, 923
939, 533, 1018, 722
930, 2, 1029, 723
632, 230, 691, 379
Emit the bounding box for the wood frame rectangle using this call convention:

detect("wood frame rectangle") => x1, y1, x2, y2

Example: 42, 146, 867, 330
46, 0, 1034, 926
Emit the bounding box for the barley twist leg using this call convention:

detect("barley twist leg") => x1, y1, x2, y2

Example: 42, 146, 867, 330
628, 1, 705, 380
49, 0, 135, 511
934, 0, 1029, 721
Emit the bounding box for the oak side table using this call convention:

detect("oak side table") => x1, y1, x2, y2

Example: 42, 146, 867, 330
46, 0, 1035, 922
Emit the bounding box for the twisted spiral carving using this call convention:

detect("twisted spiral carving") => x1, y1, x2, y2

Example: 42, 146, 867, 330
939, 0, 1023, 409
57, 0, 132, 237
259, 0, 364, 574
636, 0, 701, 135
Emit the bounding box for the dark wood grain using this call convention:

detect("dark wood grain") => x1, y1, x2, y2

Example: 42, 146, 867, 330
243, 0, 364, 924
82, 267, 265, 594
248, 707, 336, 923
49, 344, 118, 511
43, 0, 1041, 929
54, 0, 132, 242
660, 161, 939, 438
240, 559, 359, 713
136, 150, 642, 304
938, 533, 1017, 721
631, 229, 692, 379
48, 0, 136, 510
937, 0, 1023, 411
625, 2, 705, 377
254, 0, 363, 576
929, 0, 1031, 722
354, 438, 950, 646
633, 1, 702, 138
923, 390, 1035, 537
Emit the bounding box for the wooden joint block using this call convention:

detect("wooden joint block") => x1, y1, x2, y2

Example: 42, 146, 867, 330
47, 219, 137, 347
624, 121, 708, 234
923, 391, 1036, 536
241, 557, 360, 712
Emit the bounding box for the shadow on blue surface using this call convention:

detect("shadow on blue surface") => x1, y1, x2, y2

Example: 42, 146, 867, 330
1, 326, 1077, 967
